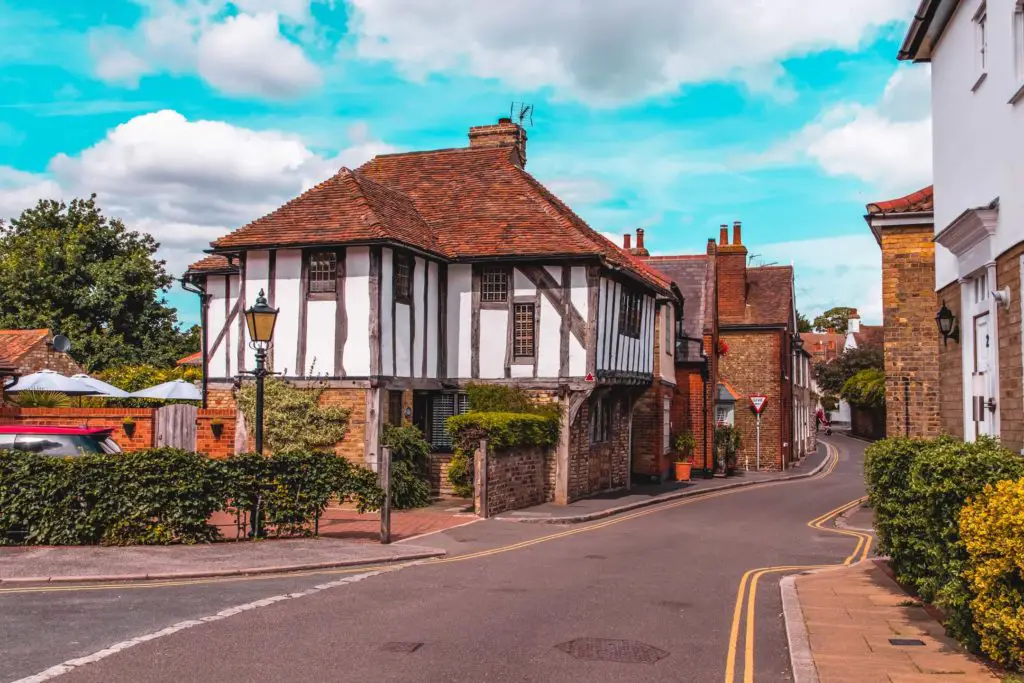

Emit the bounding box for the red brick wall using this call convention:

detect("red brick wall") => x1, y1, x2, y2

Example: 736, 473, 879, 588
718, 246, 748, 321
195, 409, 237, 459
484, 445, 552, 516
719, 329, 786, 470
997, 242, 1024, 453
937, 281, 964, 439
12, 336, 84, 377
0, 407, 155, 450
631, 382, 674, 480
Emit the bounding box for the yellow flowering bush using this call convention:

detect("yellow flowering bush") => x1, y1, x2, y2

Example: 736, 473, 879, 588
960, 477, 1024, 669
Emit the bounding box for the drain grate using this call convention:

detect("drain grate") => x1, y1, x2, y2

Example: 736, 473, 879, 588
888, 638, 926, 646
555, 638, 669, 664
381, 642, 423, 653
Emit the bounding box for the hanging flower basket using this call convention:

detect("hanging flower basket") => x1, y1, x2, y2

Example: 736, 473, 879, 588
122, 416, 136, 438
210, 418, 224, 439
718, 340, 729, 356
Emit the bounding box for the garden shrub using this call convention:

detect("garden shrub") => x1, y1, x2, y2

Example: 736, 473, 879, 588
381, 424, 432, 509
237, 377, 351, 453
841, 367, 886, 409
865, 435, 1024, 649
961, 478, 1024, 669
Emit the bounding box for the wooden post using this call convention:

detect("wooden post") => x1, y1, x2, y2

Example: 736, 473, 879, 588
474, 438, 488, 518
380, 445, 392, 544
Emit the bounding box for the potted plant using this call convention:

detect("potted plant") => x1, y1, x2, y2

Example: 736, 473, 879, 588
122, 416, 136, 438
210, 417, 224, 439
714, 425, 741, 475
672, 432, 697, 482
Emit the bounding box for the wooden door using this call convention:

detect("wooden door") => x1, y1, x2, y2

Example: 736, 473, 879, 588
155, 404, 198, 450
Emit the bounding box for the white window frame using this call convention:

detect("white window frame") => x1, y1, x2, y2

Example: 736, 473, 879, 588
973, 3, 989, 91
715, 403, 735, 427
1013, 1, 1024, 103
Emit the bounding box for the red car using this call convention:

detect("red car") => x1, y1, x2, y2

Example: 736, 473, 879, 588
0, 426, 122, 456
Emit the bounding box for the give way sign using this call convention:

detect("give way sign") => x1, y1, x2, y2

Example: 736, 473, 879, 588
750, 395, 768, 414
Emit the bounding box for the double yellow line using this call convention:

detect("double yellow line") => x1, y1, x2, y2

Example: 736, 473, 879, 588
723, 444, 872, 683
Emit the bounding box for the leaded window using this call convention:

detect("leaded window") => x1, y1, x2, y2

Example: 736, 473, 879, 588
308, 251, 337, 293
619, 288, 643, 338
514, 303, 535, 359
394, 252, 412, 303
481, 267, 508, 303
590, 396, 611, 444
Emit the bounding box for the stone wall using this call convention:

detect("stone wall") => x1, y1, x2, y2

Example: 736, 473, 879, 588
428, 452, 456, 496
484, 445, 552, 516
850, 405, 886, 441
937, 281, 964, 439
997, 242, 1024, 453
631, 381, 673, 482
719, 329, 785, 470
567, 389, 631, 501
880, 224, 941, 438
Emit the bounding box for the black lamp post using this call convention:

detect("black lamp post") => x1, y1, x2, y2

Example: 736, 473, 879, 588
935, 301, 958, 346
244, 289, 279, 455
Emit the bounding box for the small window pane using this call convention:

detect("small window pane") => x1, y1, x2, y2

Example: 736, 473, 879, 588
309, 252, 337, 293
514, 303, 535, 358
481, 267, 508, 303
590, 397, 611, 444
394, 253, 412, 302
618, 289, 643, 338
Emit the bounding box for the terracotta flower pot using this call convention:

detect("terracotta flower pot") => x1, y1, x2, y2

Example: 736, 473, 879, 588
674, 461, 692, 482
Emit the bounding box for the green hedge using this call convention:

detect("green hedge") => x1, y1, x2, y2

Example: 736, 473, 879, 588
0, 448, 384, 545
865, 436, 1024, 649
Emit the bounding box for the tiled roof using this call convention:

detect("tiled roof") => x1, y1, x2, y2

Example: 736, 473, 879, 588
866, 186, 934, 215
853, 325, 883, 348
211, 169, 443, 256
187, 254, 236, 274
721, 265, 793, 327
0, 329, 49, 366
642, 255, 711, 359
177, 351, 202, 366
802, 332, 845, 362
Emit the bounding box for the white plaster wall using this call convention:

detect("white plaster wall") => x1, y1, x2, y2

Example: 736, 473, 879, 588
478, 309, 507, 378
513, 268, 536, 295
448, 264, 472, 378
510, 364, 533, 378
207, 276, 228, 378
544, 265, 561, 284
660, 304, 675, 383
304, 299, 335, 376
570, 266, 588, 377
381, 248, 394, 376
426, 261, 439, 379
395, 303, 412, 377
596, 278, 608, 371
243, 250, 270, 373
273, 250, 301, 376
931, 0, 1024, 288
412, 257, 425, 378
344, 247, 371, 377
538, 295, 560, 377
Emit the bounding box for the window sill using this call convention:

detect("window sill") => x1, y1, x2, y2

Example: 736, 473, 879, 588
1009, 81, 1024, 105
971, 71, 988, 93
307, 291, 337, 301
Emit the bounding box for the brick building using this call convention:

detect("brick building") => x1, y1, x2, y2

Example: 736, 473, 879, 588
0, 329, 83, 389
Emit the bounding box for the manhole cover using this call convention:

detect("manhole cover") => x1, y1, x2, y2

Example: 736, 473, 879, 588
381, 642, 423, 653
888, 638, 926, 646
555, 638, 669, 664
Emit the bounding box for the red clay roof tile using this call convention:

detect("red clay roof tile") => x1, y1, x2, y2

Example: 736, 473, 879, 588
720, 266, 794, 327
0, 329, 49, 366
866, 186, 934, 215
187, 254, 236, 274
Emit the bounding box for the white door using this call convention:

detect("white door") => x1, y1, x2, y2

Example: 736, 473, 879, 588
973, 313, 993, 437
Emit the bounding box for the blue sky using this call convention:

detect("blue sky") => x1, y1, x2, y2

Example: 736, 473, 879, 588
0, 0, 933, 329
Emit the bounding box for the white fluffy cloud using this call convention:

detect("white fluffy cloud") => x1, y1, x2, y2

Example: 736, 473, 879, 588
0, 110, 395, 275
90, 1, 323, 99
348, 0, 918, 103
757, 234, 882, 324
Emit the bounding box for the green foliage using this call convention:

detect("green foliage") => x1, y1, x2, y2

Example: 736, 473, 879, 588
865, 436, 1024, 649
14, 391, 71, 408
812, 306, 858, 334
464, 383, 560, 418
381, 425, 432, 509
0, 448, 383, 545
813, 345, 884, 398
448, 412, 560, 451
0, 196, 197, 370
714, 424, 741, 468
841, 368, 886, 409
819, 395, 838, 412
796, 311, 812, 334
673, 432, 697, 461
93, 365, 203, 408
446, 451, 473, 498
237, 378, 350, 453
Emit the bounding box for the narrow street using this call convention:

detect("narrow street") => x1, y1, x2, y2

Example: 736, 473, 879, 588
2, 434, 870, 683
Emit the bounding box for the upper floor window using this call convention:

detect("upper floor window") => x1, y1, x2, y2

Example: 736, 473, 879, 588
481, 267, 508, 303
394, 252, 413, 303
308, 251, 337, 293
974, 4, 988, 82
619, 288, 643, 338
513, 302, 536, 360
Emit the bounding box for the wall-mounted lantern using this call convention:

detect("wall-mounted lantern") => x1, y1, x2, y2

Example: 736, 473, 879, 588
935, 300, 959, 346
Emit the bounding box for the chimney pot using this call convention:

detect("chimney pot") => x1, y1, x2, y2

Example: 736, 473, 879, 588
636, 228, 645, 250
719, 225, 728, 246
733, 221, 742, 245
498, 117, 512, 124
623, 234, 631, 250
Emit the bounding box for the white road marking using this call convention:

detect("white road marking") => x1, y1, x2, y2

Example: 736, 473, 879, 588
11, 568, 392, 683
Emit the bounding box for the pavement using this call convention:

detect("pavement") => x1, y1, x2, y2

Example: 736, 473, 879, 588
499, 450, 827, 523
2, 434, 873, 683
785, 560, 999, 683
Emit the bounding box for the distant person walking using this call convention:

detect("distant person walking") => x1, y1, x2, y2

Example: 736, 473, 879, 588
815, 407, 832, 436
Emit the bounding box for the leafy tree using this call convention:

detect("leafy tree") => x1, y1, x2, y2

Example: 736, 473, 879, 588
796, 311, 812, 333
0, 196, 197, 370
813, 345, 884, 397
841, 368, 886, 408
812, 306, 858, 333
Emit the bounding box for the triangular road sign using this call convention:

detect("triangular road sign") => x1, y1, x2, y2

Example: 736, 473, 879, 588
750, 395, 768, 414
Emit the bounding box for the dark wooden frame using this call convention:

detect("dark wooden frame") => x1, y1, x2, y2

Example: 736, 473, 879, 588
479, 265, 510, 309
393, 250, 414, 305
512, 295, 538, 365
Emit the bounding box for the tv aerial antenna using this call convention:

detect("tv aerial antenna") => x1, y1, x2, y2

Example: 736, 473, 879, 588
510, 102, 534, 128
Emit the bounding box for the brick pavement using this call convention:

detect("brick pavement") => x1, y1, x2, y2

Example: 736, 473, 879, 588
793, 560, 999, 683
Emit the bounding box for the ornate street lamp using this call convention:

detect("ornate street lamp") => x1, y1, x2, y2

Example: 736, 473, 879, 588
935, 300, 959, 346
792, 332, 804, 352
245, 289, 279, 455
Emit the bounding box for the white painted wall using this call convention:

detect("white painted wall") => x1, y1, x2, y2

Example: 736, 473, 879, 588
412, 257, 426, 378
479, 309, 507, 378
426, 262, 439, 378
273, 250, 302, 376
206, 275, 228, 378
449, 264, 472, 378
304, 299, 335, 376
537, 295, 560, 376
570, 266, 588, 376
395, 303, 412, 377
381, 248, 394, 376
242, 250, 270, 373
931, 0, 1024, 288
659, 304, 675, 383
345, 247, 371, 377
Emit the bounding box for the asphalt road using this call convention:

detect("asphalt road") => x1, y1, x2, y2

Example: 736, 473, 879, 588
1, 434, 870, 683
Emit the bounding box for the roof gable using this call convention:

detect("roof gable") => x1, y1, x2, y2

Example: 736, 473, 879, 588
720, 265, 793, 327
0, 329, 49, 366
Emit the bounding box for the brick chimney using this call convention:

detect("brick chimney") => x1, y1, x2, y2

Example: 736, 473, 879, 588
717, 220, 748, 320
468, 117, 527, 167
630, 228, 650, 257
623, 233, 631, 250
848, 309, 861, 334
